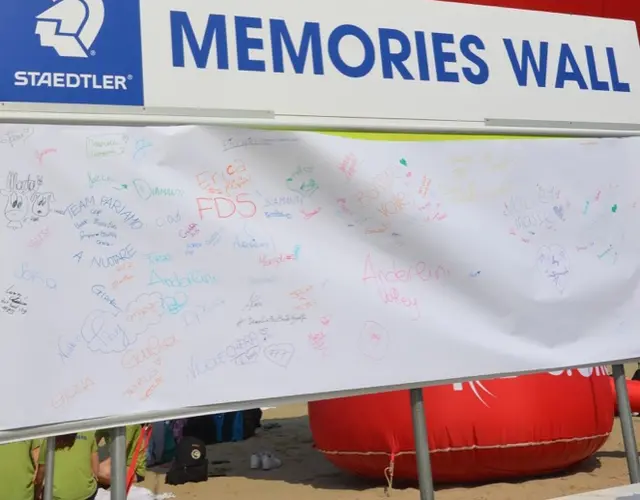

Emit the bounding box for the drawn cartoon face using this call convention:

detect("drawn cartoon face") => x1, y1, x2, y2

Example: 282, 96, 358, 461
4, 191, 28, 221
537, 244, 570, 292
31, 192, 54, 217
537, 245, 569, 275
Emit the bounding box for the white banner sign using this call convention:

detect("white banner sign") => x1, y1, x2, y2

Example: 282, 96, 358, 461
1, 0, 640, 129
1, 125, 639, 430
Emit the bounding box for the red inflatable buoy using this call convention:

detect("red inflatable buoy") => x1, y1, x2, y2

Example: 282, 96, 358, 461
309, 368, 613, 483
627, 380, 640, 412
609, 377, 640, 414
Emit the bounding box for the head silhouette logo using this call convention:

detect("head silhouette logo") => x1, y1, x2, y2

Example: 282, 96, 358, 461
36, 0, 105, 58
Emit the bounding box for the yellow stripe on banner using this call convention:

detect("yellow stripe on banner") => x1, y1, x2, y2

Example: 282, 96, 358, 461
259, 126, 560, 142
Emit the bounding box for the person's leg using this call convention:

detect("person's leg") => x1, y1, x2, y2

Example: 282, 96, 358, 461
150, 422, 165, 464
97, 456, 112, 487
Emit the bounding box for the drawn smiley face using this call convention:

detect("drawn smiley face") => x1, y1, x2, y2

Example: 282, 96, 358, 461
5, 191, 28, 221
31, 192, 54, 217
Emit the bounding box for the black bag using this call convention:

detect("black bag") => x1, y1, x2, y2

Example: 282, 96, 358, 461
182, 416, 217, 445
165, 436, 208, 485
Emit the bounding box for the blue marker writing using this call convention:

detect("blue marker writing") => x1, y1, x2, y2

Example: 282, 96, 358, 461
598, 245, 613, 259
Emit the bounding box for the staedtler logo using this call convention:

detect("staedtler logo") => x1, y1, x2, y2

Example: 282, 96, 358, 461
0, 0, 144, 106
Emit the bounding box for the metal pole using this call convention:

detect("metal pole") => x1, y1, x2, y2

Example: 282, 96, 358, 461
110, 427, 128, 500
43, 436, 56, 500
612, 364, 640, 483
410, 388, 436, 500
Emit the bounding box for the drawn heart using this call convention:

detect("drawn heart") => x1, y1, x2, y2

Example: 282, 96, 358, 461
553, 205, 564, 220
320, 316, 331, 326
263, 343, 295, 368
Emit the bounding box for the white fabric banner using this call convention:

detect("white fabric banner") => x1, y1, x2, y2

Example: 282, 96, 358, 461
0, 125, 638, 430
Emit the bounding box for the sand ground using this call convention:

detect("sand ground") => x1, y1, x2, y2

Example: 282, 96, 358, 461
140, 364, 640, 500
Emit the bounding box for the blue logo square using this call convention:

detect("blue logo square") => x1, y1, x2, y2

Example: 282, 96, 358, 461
0, 0, 144, 106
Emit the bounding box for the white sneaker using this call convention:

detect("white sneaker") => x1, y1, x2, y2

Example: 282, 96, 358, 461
261, 453, 272, 470
250, 454, 261, 469
261, 452, 282, 470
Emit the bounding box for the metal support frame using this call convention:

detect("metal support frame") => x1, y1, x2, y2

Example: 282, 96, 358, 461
612, 364, 640, 483
410, 388, 435, 500
43, 436, 56, 500
110, 427, 128, 500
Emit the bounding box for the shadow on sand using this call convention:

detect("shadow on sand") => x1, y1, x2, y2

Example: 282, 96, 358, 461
143, 413, 604, 496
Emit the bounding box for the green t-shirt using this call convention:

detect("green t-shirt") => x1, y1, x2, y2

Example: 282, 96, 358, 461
95, 425, 146, 477
126, 425, 146, 478
0, 440, 39, 500
39, 432, 97, 500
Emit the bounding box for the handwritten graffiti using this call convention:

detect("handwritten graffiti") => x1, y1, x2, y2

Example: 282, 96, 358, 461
196, 193, 257, 220
80, 293, 164, 354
